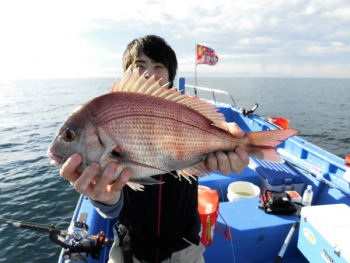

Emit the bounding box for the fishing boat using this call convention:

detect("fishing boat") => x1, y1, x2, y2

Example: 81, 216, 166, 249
57, 78, 350, 263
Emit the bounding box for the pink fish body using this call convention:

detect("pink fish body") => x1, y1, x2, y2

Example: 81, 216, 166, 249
48, 68, 299, 189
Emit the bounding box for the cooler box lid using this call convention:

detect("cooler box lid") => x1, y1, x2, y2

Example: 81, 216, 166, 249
301, 203, 350, 227
300, 204, 350, 258
249, 158, 304, 186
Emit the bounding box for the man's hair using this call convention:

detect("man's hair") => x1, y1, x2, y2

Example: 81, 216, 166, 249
122, 35, 178, 87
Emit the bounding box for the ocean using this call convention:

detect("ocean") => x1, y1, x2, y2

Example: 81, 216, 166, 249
0, 77, 349, 262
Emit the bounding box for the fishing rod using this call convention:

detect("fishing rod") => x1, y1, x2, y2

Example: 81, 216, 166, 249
0, 217, 113, 262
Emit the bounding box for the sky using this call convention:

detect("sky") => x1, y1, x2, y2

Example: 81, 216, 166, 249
0, 0, 350, 79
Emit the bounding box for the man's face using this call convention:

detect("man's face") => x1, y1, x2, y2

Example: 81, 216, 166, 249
133, 52, 170, 87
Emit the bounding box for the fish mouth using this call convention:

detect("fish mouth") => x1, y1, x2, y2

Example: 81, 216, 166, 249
47, 151, 66, 167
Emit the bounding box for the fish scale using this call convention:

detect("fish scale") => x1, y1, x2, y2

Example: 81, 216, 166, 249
102, 114, 230, 176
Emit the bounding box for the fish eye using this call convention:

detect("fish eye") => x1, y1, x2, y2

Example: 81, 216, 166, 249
64, 128, 76, 142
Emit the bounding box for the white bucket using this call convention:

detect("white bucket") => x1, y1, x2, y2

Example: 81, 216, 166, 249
227, 181, 260, 202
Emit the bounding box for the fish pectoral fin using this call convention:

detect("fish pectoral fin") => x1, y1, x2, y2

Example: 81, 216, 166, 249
109, 155, 178, 177
130, 177, 164, 185
177, 161, 211, 182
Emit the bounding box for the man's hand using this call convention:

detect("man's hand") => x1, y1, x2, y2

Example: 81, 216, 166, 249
60, 154, 131, 205
205, 123, 249, 175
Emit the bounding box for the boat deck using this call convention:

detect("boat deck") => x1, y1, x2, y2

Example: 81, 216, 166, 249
59, 101, 350, 263
199, 167, 307, 263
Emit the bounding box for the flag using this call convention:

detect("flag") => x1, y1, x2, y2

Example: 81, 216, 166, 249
196, 44, 219, 66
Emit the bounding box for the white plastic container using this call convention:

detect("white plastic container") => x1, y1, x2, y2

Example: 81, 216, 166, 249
227, 181, 260, 202
302, 185, 313, 206
298, 204, 350, 263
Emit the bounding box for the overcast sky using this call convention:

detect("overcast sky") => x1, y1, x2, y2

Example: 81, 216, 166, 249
1, 0, 350, 79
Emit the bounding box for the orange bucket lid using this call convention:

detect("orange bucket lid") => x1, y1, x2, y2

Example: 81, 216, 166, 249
198, 187, 219, 214
267, 117, 290, 129
345, 154, 350, 166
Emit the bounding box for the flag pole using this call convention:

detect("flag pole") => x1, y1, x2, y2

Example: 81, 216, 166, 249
194, 44, 218, 98
195, 43, 197, 87
195, 43, 198, 96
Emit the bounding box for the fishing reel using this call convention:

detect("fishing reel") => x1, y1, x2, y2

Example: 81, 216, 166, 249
50, 220, 109, 262
67, 221, 89, 241
0, 214, 113, 263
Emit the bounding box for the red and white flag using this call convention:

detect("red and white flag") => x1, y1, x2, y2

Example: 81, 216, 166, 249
196, 44, 219, 66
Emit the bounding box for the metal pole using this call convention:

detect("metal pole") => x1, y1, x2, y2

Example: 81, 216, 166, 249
274, 221, 299, 263
195, 43, 197, 88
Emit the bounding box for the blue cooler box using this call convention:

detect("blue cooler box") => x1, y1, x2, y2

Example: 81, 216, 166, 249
298, 204, 350, 263
249, 157, 305, 194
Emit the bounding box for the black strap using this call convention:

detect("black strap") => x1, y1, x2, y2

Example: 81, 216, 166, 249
114, 223, 133, 263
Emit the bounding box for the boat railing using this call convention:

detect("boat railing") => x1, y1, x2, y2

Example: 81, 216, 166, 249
177, 78, 236, 107
184, 84, 236, 107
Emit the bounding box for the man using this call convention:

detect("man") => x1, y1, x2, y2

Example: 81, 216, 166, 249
60, 35, 249, 263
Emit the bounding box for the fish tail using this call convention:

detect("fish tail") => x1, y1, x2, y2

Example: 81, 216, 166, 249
244, 129, 299, 162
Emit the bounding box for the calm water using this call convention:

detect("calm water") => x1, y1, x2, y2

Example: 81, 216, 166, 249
0, 77, 349, 262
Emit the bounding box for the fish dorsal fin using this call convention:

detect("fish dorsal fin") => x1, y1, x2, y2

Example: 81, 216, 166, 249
110, 66, 227, 130
110, 66, 134, 92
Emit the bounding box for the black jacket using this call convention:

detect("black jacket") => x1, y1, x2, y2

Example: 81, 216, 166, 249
119, 173, 201, 262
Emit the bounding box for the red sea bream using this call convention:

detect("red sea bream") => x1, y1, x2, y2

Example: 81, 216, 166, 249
47, 68, 299, 190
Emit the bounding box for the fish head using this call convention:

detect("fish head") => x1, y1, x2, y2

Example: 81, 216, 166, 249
47, 104, 100, 174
